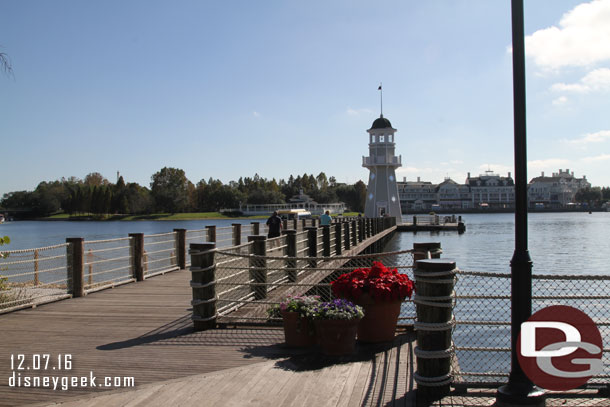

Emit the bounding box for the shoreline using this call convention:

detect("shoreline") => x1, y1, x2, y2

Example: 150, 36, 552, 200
3, 208, 605, 222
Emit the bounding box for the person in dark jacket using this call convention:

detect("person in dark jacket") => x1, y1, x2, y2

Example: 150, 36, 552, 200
266, 211, 282, 238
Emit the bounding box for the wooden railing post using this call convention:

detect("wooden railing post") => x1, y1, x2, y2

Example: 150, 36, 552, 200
301, 219, 307, 230
173, 229, 187, 269
66, 237, 84, 297
283, 230, 297, 282
232, 223, 242, 246
414, 259, 456, 402
351, 220, 357, 246
251, 222, 260, 236
292, 219, 298, 230
305, 227, 318, 268
190, 243, 217, 331
334, 223, 342, 255
358, 218, 364, 242
413, 242, 442, 262
248, 236, 267, 300
33, 250, 39, 286
322, 225, 331, 257
344, 222, 351, 251
282, 219, 288, 231
206, 225, 216, 243
129, 233, 145, 281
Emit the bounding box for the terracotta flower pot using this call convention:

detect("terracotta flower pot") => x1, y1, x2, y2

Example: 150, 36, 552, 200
357, 300, 402, 343
314, 318, 360, 355
281, 311, 316, 347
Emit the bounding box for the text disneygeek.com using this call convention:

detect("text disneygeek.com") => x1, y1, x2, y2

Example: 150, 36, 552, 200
8, 354, 135, 391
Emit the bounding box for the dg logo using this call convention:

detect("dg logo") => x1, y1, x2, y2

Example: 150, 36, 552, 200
517, 305, 604, 391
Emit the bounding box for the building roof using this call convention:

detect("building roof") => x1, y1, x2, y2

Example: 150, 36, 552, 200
370, 115, 392, 129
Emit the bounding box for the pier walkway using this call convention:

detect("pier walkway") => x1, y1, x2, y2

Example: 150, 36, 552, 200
0, 268, 419, 407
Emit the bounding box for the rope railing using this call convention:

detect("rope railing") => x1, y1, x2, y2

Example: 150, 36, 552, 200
0, 243, 70, 313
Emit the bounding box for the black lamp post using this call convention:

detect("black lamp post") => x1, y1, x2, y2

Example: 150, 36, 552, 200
496, 1, 546, 405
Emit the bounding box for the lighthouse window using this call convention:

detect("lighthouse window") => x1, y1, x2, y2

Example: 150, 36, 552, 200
371, 135, 376, 143
388, 134, 393, 142
379, 135, 385, 142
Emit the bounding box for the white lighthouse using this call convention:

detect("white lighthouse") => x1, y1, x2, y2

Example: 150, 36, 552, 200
362, 114, 402, 220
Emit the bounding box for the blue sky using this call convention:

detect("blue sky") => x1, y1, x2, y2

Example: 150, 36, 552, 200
1, 0, 609, 196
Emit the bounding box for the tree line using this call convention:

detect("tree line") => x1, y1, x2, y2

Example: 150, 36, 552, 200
0, 168, 366, 217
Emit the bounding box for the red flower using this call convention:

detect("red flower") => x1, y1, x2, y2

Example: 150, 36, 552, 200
331, 261, 414, 303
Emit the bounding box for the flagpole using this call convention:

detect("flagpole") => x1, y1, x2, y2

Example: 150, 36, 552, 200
379, 83, 383, 116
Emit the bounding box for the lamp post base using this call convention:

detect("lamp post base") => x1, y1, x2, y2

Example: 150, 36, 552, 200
496, 383, 546, 406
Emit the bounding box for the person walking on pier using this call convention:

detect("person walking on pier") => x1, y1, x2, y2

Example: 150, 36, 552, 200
266, 211, 282, 238
320, 210, 332, 226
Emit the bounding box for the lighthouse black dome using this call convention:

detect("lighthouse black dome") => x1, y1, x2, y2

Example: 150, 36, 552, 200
371, 115, 392, 129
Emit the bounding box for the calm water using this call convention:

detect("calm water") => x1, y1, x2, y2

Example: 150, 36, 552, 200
2, 212, 609, 275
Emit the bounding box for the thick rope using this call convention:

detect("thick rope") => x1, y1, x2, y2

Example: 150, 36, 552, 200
190, 265, 216, 273
414, 346, 454, 359
414, 318, 456, 332
190, 280, 216, 289
413, 372, 452, 387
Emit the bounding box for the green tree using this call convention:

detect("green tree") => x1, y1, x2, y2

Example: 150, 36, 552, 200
575, 187, 602, 208
150, 167, 190, 213
84, 172, 109, 186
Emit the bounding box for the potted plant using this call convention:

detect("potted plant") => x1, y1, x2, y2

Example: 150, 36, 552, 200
305, 299, 364, 355
331, 261, 414, 343
267, 295, 320, 347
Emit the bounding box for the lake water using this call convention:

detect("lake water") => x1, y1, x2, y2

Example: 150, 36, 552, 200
1, 212, 609, 275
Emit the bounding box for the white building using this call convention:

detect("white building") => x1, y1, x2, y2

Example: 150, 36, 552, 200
528, 169, 590, 208
466, 171, 515, 209
363, 115, 402, 220
397, 177, 437, 211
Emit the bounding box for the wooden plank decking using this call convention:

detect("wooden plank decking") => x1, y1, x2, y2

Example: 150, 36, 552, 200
0, 266, 418, 407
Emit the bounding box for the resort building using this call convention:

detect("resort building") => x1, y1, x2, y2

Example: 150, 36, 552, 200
236, 190, 346, 216
527, 169, 591, 208
397, 169, 590, 212
466, 170, 515, 209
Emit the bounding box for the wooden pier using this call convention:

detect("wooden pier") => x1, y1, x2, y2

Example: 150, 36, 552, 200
0, 225, 420, 407
398, 215, 466, 233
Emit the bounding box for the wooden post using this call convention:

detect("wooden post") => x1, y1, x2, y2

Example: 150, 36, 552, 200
87, 249, 93, 286
173, 229, 187, 269
292, 218, 298, 230
305, 227, 317, 269
33, 250, 39, 286
351, 220, 357, 247
232, 223, 242, 246
206, 225, 216, 243
334, 223, 342, 255
344, 222, 351, 251
358, 218, 364, 242
284, 229, 297, 282
66, 238, 84, 297
322, 225, 331, 257
282, 219, 288, 231
414, 259, 456, 402
251, 222, 260, 236
301, 218, 307, 230
129, 233, 145, 281
248, 236, 267, 300
413, 242, 442, 262
190, 243, 217, 331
